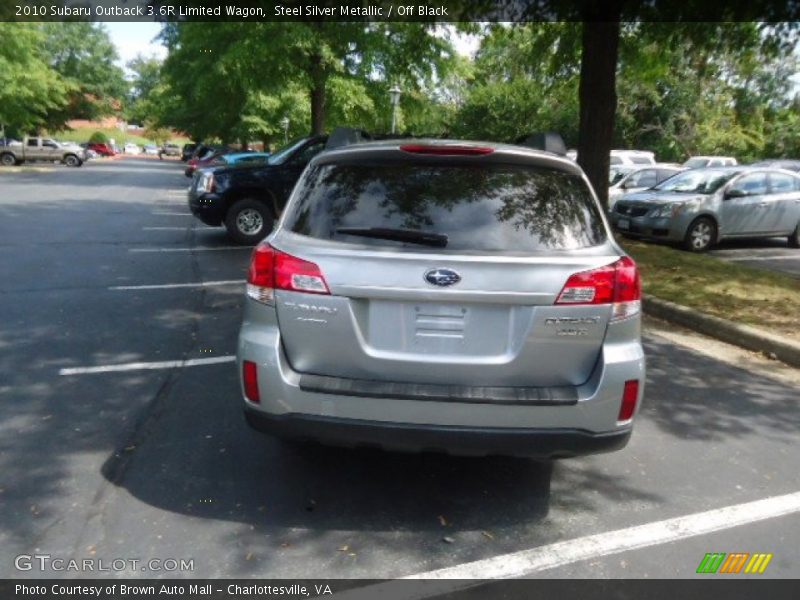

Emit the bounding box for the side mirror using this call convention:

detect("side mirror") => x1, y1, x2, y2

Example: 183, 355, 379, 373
724, 188, 747, 199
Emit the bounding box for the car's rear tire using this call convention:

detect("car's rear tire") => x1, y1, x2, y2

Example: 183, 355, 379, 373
1, 153, 16, 167
683, 217, 716, 252
63, 154, 82, 168
789, 222, 800, 249
225, 198, 274, 245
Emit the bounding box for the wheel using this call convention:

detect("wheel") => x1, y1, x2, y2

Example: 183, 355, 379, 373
789, 222, 800, 249
683, 217, 716, 252
225, 198, 274, 245
63, 154, 82, 167
0, 153, 16, 167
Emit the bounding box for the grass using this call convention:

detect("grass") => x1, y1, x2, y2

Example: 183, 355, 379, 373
620, 238, 800, 341
50, 126, 191, 147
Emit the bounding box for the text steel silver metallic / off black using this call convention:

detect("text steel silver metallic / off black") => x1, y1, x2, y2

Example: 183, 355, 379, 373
237, 139, 646, 458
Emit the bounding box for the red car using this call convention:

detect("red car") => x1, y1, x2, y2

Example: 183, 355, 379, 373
87, 142, 116, 157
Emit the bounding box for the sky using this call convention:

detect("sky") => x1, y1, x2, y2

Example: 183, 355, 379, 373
104, 22, 167, 68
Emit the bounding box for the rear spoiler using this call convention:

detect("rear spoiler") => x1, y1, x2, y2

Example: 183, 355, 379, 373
514, 132, 567, 157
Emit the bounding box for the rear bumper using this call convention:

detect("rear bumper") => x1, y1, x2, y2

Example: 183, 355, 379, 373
244, 407, 631, 458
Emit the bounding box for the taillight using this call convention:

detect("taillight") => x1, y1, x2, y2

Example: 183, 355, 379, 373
555, 256, 641, 321
242, 360, 260, 403
246, 244, 329, 303
399, 144, 494, 156
618, 380, 639, 422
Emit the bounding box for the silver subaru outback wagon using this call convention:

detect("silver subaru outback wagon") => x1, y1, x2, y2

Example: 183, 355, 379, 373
237, 140, 645, 458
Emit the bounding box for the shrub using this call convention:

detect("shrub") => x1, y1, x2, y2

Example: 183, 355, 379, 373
88, 131, 110, 144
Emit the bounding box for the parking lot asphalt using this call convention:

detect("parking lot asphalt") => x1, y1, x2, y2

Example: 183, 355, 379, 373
708, 238, 800, 278
1, 158, 798, 580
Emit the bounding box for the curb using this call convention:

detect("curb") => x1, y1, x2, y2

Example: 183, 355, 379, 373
643, 296, 800, 368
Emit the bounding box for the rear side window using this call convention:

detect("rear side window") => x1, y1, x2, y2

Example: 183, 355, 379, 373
285, 162, 606, 252
769, 172, 796, 193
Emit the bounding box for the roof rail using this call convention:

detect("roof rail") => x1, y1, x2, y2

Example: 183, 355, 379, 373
325, 127, 372, 150
514, 132, 567, 157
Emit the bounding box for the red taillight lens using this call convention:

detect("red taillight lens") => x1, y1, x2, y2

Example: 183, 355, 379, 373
399, 144, 494, 156
247, 244, 275, 288
612, 257, 641, 303
618, 380, 639, 422
242, 360, 260, 403
555, 257, 641, 320
274, 251, 330, 294
246, 244, 329, 303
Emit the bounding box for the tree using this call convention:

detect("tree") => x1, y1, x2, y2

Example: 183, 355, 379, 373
126, 55, 163, 124
157, 21, 456, 138
41, 23, 128, 124
0, 23, 71, 136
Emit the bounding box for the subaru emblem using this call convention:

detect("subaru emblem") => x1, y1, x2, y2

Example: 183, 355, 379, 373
424, 268, 461, 287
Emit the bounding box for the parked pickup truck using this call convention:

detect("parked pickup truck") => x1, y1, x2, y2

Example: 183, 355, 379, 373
0, 137, 87, 167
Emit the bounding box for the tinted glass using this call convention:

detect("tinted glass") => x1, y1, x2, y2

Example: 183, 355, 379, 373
631, 156, 653, 165
285, 163, 606, 252
626, 169, 657, 188
267, 138, 310, 165
729, 173, 768, 195
768, 172, 796, 194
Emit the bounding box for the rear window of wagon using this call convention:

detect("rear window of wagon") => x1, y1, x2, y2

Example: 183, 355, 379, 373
284, 162, 606, 252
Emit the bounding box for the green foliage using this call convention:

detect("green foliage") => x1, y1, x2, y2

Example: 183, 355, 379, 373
126, 55, 164, 125
0, 23, 72, 135
154, 21, 456, 140
88, 131, 109, 144
143, 124, 171, 146
40, 23, 128, 125
453, 22, 800, 161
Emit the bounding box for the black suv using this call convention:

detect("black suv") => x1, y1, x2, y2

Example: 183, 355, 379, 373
188, 136, 328, 244
181, 143, 198, 161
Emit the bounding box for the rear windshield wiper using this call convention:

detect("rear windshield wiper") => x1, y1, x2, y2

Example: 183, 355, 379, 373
336, 227, 448, 248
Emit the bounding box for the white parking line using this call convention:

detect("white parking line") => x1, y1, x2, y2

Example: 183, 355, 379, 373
109, 280, 243, 290
374, 490, 800, 589
59, 355, 235, 376
129, 246, 250, 253
726, 255, 799, 262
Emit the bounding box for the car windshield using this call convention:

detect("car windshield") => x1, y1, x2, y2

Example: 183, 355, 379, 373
653, 169, 737, 193
267, 138, 308, 165
285, 162, 606, 252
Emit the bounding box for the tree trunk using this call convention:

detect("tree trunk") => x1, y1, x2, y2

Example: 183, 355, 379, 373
309, 52, 327, 135
577, 21, 621, 211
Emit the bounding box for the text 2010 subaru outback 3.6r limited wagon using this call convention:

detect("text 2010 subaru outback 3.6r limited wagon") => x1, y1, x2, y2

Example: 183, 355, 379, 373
237, 140, 645, 458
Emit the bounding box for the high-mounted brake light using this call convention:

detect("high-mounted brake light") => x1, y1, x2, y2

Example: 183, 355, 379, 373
246, 244, 329, 303
399, 144, 494, 156
555, 257, 641, 321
